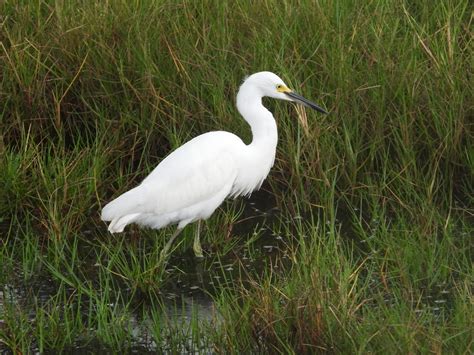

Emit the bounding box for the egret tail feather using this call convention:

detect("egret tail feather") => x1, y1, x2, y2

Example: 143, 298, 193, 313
101, 186, 146, 222
108, 213, 141, 233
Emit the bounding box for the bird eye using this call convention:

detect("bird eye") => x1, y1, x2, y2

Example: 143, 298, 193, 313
276, 84, 288, 93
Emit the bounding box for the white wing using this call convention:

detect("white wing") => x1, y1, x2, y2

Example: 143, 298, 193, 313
101, 131, 244, 232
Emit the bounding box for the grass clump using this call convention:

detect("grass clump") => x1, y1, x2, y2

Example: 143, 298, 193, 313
216, 214, 472, 353
1, 0, 472, 352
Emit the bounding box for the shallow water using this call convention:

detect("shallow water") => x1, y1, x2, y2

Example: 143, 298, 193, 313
0, 190, 287, 353
0, 189, 461, 353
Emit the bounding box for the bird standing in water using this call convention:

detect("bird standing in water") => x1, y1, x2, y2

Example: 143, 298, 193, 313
101, 71, 327, 259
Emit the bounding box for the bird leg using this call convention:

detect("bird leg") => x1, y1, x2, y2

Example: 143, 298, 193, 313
193, 220, 204, 258
160, 228, 183, 261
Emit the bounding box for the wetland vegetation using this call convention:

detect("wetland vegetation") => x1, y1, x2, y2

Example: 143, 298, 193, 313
1, 0, 472, 353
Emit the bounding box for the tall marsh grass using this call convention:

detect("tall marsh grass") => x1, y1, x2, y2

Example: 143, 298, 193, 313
1, 0, 472, 352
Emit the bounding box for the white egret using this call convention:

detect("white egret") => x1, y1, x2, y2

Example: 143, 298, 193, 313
101, 71, 327, 258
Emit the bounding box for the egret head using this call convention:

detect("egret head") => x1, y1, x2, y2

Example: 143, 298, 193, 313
244, 71, 328, 114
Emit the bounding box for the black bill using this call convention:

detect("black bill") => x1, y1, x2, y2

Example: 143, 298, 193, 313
285, 91, 328, 114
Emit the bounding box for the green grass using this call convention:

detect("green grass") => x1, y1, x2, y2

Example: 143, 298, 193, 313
1, 0, 472, 353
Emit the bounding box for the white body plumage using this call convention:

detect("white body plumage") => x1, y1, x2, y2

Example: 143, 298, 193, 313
101, 71, 326, 237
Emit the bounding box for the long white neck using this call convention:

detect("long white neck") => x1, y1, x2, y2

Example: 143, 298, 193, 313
236, 82, 278, 148
232, 81, 278, 196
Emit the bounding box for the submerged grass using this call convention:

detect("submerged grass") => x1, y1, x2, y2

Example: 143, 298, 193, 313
1, 0, 472, 353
